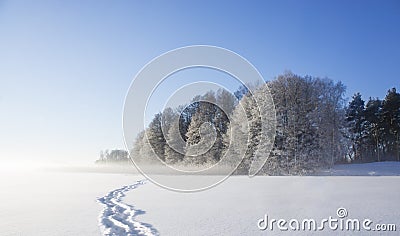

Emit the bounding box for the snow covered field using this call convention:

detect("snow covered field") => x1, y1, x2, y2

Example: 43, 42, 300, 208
0, 168, 143, 236
1, 162, 400, 235
124, 162, 400, 235
128, 177, 400, 235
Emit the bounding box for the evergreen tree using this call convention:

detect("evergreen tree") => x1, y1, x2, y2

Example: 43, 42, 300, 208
364, 98, 383, 161
345, 93, 365, 161
184, 109, 212, 165
184, 91, 225, 165
381, 88, 400, 161
234, 85, 249, 100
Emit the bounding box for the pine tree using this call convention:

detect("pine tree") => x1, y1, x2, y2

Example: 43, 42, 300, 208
184, 91, 223, 165
364, 98, 383, 161
381, 88, 400, 161
184, 109, 212, 165
345, 93, 366, 161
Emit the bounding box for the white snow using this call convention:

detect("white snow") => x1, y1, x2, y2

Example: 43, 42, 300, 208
124, 162, 400, 235
2, 162, 400, 235
97, 180, 158, 236
0, 169, 143, 236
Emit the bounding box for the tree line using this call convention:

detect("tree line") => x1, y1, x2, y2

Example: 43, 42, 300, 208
345, 88, 400, 162
95, 149, 129, 164
131, 88, 237, 166
126, 72, 399, 175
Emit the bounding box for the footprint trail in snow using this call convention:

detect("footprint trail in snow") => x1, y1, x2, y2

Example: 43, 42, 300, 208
97, 180, 159, 236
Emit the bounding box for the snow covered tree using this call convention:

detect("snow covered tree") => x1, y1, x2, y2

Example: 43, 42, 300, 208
146, 112, 166, 161
164, 113, 185, 164
314, 78, 347, 166
130, 72, 400, 173
257, 73, 346, 174
184, 107, 214, 165
131, 130, 144, 160
95, 149, 129, 163
234, 84, 249, 100
265, 73, 321, 174
183, 90, 232, 165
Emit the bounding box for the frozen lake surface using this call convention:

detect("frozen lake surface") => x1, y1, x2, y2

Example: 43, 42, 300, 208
0, 169, 143, 236
1, 162, 400, 235
128, 175, 400, 235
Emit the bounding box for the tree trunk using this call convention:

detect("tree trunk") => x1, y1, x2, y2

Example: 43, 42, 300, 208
376, 128, 380, 162
397, 132, 399, 162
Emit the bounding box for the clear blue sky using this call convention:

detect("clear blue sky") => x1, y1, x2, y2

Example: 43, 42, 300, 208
0, 0, 399, 165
